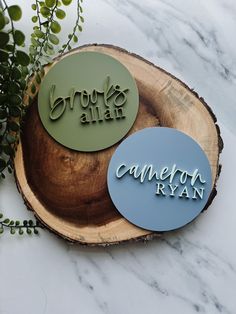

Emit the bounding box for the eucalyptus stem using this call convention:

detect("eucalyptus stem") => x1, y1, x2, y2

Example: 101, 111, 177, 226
59, 0, 84, 54
0, 0, 84, 238
2, 0, 16, 71
0, 212, 43, 235
35, 0, 42, 31
34, 0, 59, 67
0, 1, 29, 177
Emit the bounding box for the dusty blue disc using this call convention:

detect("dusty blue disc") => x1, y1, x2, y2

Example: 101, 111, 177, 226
107, 127, 212, 231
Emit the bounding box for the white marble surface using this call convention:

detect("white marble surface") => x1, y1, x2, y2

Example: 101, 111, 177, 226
1, 1, 236, 313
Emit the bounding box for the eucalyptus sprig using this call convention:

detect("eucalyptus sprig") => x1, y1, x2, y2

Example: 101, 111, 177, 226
30, 0, 62, 72
29, 0, 84, 100
0, 0, 85, 178
0, 2, 30, 178
59, 0, 84, 53
0, 1, 84, 237
0, 212, 43, 235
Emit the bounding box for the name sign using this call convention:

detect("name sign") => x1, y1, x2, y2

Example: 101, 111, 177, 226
107, 127, 212, 231
38, 52, 139, 151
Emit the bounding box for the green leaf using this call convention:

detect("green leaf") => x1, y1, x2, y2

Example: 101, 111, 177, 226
14, 30, 25, 46
11, 67, 21, 80
6, 134, 17, 144
19, 228, 24, 235
47, 42, 53, 50
19, 79, 26, 90
34, 29, 44, 38
8, 5, 22, 21
29, 46, 37, 56
9, 94, 22, 106
31, 4, 37, 10
0, 158, 6, 171
21, 65, 29, 76
80, 16, 84, 23
0, 64, 7, 75
10, 228, 16, 234
34, 229, 39, 235
62, 0, 72, 5
0, 49, 9, 62
41, 21, 49, 28
0, 213, 3, 218
0, 12, 6, 30
45, 0, 56, 8
73, 35, 78, 43
9, 106, 21, 117
49, 33, 59, 45
47, 48, 54, 55
43, 44, 54, 55
3, 218, 10, 224
8, 81, 21, 94
31, 37, 39, 47
27, 229, 32, 235
40, 6, 50, 18
3, 145, 14, 156
5, 44, 14, 52
0, 228, 4, 234
0, 108, 7, 118
32, 16, 38, 23
50, 21, 61, 34
9, 121, 20, 132
31, 83, 36, 94
78, 25, 83, 32
56, 9, 66, 19
0, 32, 10, 48
4, 16, 10, 25
16, 50, 30, 66
35, 73, 41, 84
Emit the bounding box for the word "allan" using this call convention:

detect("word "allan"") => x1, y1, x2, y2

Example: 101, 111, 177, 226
49, 76, 129, 124
116, 163, 206, 200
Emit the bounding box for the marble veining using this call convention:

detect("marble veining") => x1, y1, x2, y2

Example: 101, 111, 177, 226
0, 1, 236, 314
102, 0, 236, 134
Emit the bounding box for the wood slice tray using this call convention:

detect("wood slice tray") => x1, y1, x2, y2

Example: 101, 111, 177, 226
14, 44, 223, 245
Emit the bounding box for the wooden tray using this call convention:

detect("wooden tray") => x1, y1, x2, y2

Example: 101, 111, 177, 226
14, 44, 223, 245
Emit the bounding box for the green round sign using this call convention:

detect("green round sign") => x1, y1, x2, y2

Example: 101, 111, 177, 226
38, 51, 139, 151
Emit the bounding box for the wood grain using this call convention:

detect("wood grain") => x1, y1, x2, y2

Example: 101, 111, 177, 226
14, 44, 223, 245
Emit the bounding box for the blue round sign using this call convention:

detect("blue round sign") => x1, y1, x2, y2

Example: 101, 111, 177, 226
107, 127, 212, 231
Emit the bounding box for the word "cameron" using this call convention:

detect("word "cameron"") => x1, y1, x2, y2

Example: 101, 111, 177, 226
116, 163, 207, 200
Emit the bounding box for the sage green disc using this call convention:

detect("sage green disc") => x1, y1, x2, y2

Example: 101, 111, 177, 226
38, 51, 139, 152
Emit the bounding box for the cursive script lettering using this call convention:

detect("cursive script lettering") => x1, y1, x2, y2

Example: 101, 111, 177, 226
49, 76, 129, 124
116, 163, 206, 200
